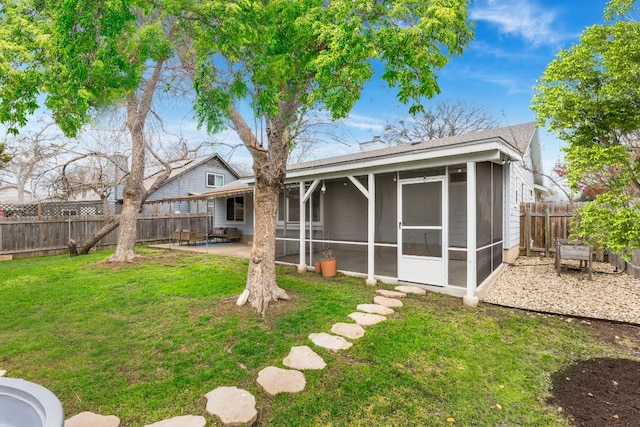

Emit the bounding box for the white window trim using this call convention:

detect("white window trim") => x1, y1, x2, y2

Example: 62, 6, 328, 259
225, 196, 246, 224
206, 172, 224, 188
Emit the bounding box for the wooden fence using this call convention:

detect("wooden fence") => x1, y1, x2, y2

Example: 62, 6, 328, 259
0, 213, 210, 259
519, 201, 585, 258
607, 250, 640, 279
519, 201, 640, 277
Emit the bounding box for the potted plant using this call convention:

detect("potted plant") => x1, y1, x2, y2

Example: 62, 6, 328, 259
320, 248, 337, 277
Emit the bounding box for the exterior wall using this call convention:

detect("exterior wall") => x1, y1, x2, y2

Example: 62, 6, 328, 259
146, 157, 238, 208
324, 178, 368, 242
211, 194, 254, 242
506, 145, 536, 253
0, 186, 35, 203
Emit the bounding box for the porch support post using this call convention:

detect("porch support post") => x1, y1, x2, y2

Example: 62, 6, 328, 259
465, 161, 479, 307
298, 180, 307, 273
366, 173, 377, 286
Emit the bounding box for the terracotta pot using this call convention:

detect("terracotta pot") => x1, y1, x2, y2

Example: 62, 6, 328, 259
320, 259, 337, 277
314, 261, 322, 274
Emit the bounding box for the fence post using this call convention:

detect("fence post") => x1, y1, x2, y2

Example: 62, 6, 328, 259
524, 203, 531, 257
544, 208, 550, 258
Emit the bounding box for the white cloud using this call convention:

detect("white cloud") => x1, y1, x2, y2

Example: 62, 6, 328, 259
470, 0, 566, 46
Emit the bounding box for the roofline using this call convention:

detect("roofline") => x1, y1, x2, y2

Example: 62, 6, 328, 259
279, 137, 523, 182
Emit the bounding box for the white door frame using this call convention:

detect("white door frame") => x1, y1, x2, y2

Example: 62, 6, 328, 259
397, 176, 448, 286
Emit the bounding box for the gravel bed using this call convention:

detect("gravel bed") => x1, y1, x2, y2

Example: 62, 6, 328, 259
484, 257, 640, 325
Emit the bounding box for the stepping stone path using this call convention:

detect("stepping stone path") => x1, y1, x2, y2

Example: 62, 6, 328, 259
376, 289, 406, 298
309, 332, 353, 352
348, 312, 387, 326
57, 285, 430, 427
356, 303, 394, 315
205, 386, 257, 426
283, 345, 326, 370
331, 322, 365, 339
0, 369, 5, 377
257, 366, 306, 395
395, 285, 427, 295
143, 415, 206, 427
373, 295, 403, 308
65, 411, 120, 427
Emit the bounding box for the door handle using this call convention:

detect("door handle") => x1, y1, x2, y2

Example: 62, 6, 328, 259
399, 221, 402, 229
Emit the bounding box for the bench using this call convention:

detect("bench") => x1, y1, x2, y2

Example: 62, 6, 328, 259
172, 230, 206, 245
208, 227, 241, 242
556, 238, 592, 280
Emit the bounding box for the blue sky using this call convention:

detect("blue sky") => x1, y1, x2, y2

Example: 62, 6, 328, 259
337, 0, 610, 175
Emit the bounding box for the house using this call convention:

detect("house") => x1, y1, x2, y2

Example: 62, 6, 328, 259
64, 153, 240, 216
183, 122, 545, 304
0, 185, 35, 204
142, 154, 240, 214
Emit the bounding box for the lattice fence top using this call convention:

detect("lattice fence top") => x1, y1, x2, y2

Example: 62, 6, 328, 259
0, 200, 177, 218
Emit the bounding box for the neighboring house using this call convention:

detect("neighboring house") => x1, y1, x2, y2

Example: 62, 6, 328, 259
65, 153, 240, 215
0, 185, 34, 204
143, 154, 240, 214
197, 122, 545, 304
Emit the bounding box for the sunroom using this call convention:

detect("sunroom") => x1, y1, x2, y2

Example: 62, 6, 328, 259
274, 123, 540, 304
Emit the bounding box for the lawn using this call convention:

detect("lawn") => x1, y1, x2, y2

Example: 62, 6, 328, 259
0, 248, 635, 426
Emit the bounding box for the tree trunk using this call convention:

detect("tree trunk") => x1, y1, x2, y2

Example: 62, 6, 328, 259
71, 217, 120, 255
244, 177, 290, 315
108, 94, 147, 263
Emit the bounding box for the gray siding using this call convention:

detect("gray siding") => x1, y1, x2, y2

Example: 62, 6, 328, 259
146, 157, 238, 205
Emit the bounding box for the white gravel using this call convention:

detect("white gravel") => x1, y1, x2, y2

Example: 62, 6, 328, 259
484, 257, 640, 325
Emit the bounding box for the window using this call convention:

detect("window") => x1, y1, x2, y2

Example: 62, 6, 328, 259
206, 172, 224, 188
226, 196, 244, 222
278, 185, 321, 223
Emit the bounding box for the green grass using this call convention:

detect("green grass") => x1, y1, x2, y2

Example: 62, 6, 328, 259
0, 248, 632, 426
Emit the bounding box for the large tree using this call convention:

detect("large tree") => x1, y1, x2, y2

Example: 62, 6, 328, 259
0, 0, 186, 261
185, 0, 473, 314
532, 0, 640, 254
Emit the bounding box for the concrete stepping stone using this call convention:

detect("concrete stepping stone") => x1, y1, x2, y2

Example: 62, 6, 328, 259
374, 295, 404, 308
308, 332, 353, 352
0, 369, 6, 377
357, 303, 394, 315
144, 415, 206, 427
331, 322, 365, 340
395, 285, 427, 295
65, 412, 120, 427
376, 289, 406, 298
283, 345, 326, 370
348, 312, 387, 326
257, 366, 306, 395
204, 386, 257, 426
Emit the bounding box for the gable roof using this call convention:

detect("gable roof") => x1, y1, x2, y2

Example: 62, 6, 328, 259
143, 153, 239, 191
287, 122, 536, 174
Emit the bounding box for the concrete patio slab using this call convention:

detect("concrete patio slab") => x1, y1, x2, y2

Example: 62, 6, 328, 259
348, 312, 387, 326
143, 415, 206, 427
204, 386, 257, 426
257, 366, 306, 395
356, 303, 394, 315
331, 322, 365, 340
283, 346, 326, 370
308, 332, 353, 352
65, 412, 120, 427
